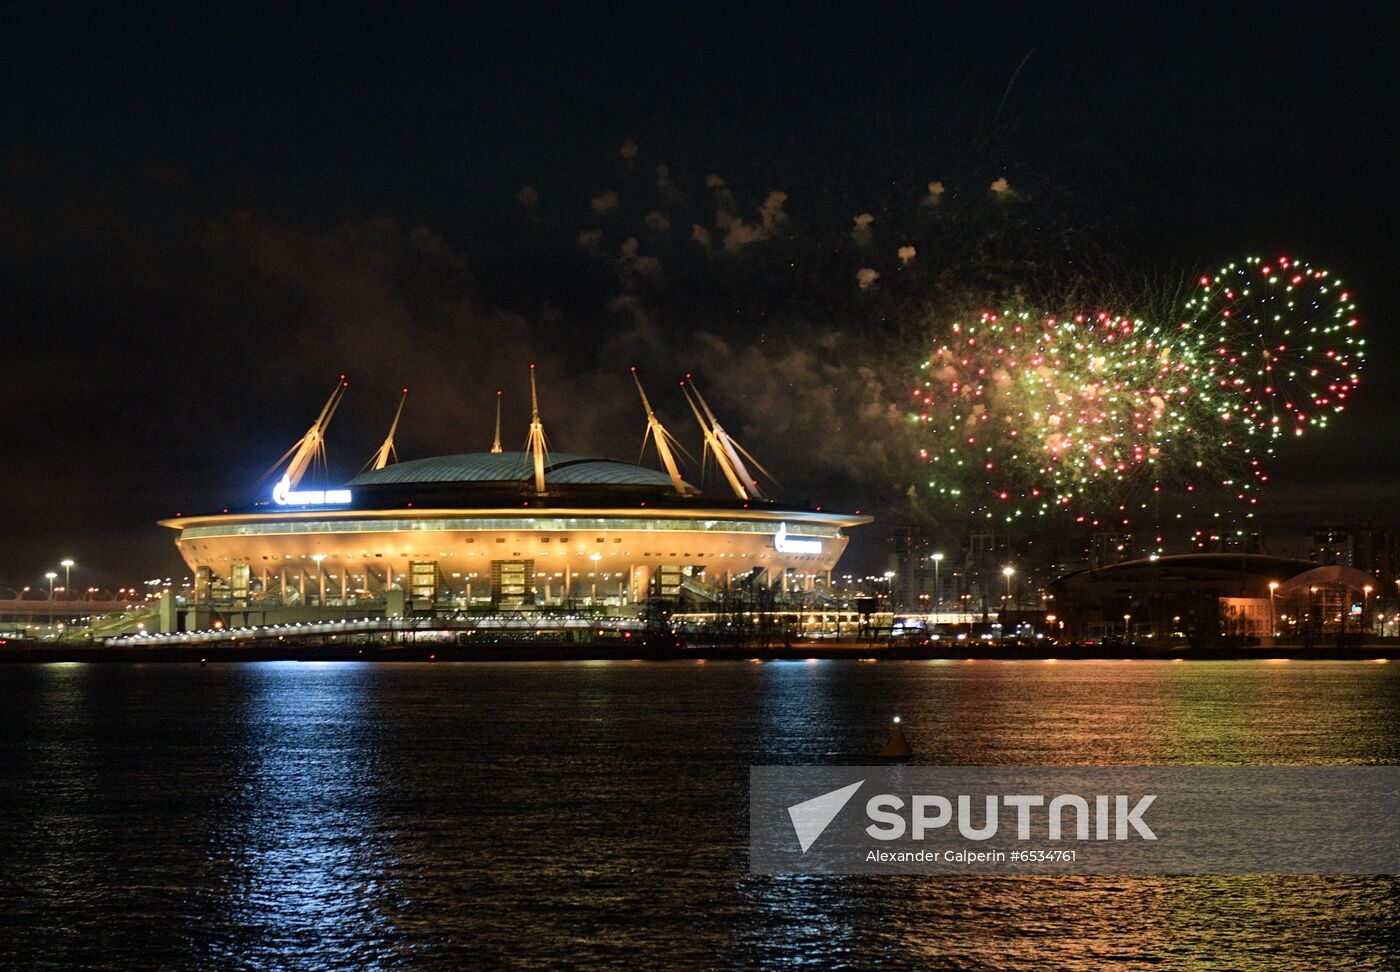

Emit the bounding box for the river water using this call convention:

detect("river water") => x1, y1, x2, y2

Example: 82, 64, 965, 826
2, 660, 1397, 969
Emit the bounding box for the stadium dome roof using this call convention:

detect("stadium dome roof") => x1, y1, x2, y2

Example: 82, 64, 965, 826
347, 451, 687, 490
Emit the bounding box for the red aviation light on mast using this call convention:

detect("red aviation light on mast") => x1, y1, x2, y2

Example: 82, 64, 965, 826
491, 389, 504, 453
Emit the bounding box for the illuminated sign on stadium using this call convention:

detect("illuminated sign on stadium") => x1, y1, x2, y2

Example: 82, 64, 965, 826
272, 476, 353, 507
774, 522, 822, 554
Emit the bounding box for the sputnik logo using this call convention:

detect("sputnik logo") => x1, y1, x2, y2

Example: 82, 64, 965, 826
787, 780, 864, 853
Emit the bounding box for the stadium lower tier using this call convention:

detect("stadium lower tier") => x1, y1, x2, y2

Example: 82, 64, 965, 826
161, 506, 870, 608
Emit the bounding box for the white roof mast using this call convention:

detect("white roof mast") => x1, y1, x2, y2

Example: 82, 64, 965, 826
680, 379, 748, 499
524, 365, 549, 494
632, 367, 696, 495
490, 389, 504, 454
683, 376, 773, 500
366, 387, 408, 471
263, 375, 348, 492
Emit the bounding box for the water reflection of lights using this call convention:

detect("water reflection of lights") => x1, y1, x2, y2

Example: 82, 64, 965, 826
214, 663, 395, 963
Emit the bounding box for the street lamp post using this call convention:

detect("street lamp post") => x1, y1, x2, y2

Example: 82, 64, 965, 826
45, 572, 57, 629
59, 559, 75, 633
1268, 581, 1279, 640
1363, 584, 1373, 635
1000, 566, 1015, 641
932, 553, 944, 622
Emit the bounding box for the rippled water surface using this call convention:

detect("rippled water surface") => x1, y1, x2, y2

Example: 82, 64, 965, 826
2, 660, 1397, 969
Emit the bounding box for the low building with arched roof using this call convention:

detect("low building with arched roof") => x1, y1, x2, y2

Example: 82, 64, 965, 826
1047, 554, 1377, 646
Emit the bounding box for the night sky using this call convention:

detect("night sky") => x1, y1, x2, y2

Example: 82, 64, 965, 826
3, 4, 1397, 588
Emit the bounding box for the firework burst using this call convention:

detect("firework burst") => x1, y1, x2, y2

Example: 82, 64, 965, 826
1187, 255, 1362, 444
913, 256, 1364, 528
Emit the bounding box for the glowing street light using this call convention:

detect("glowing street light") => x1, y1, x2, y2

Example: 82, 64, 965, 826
60, 559, 74, 600
589, 552, 602, 603
932, 552, 944, 619
45, 572, 57, 628
1268, 581, 1279, 638
1002, 566, 1014, 605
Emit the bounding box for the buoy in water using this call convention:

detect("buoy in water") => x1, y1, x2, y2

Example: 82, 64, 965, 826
880, 716, 912, 760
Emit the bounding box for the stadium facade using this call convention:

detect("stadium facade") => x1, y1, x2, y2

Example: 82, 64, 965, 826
160, 373, 870, 620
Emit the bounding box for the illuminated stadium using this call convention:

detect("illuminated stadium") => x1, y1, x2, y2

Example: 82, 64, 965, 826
160, 371, 870, 620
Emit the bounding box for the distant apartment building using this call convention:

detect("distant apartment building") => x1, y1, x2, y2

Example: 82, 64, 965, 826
1090, 532, 1136, 568
1310, 522, 1397, 580
888, 526, 938, 609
